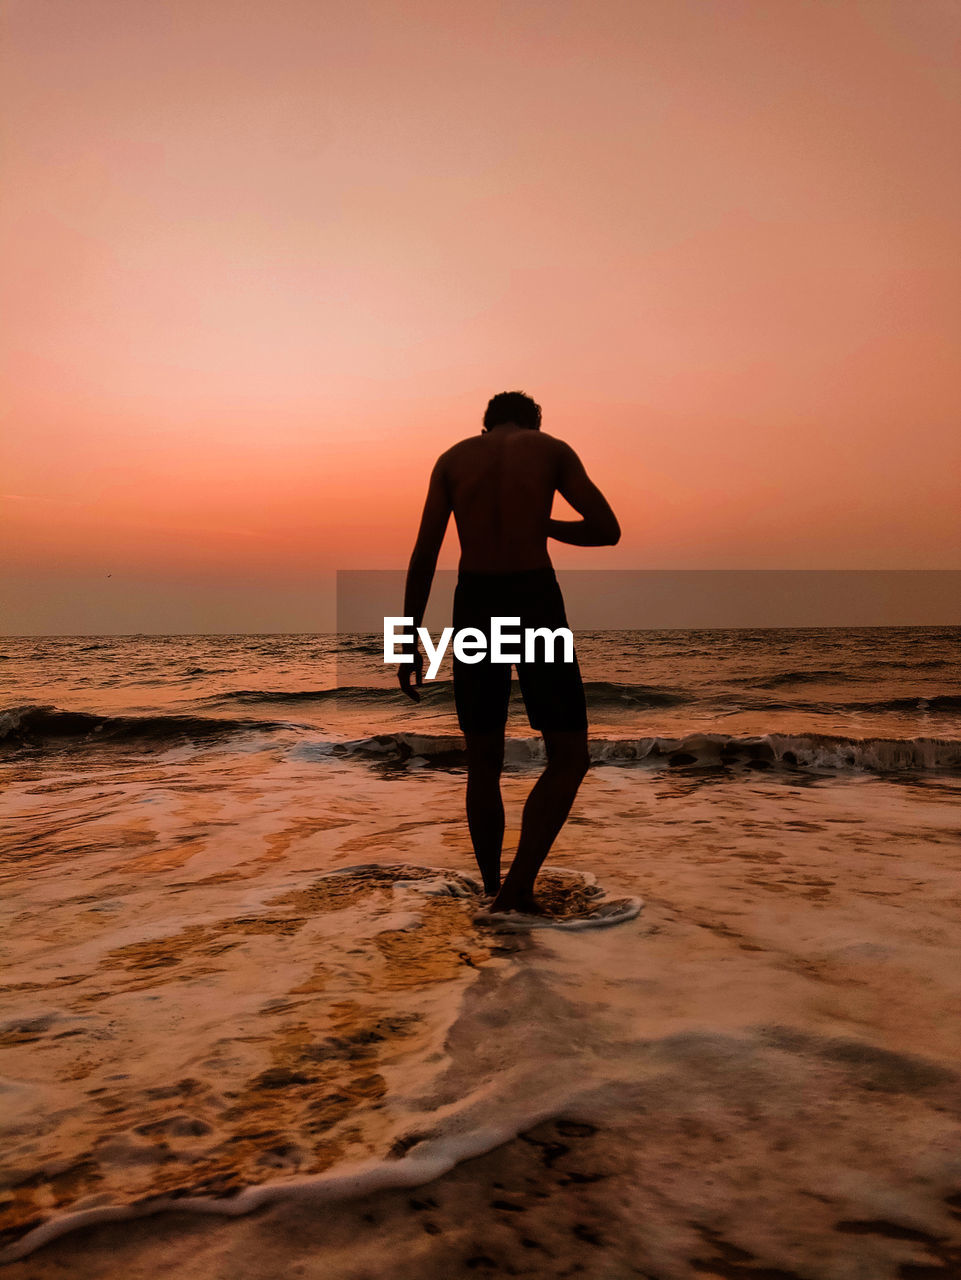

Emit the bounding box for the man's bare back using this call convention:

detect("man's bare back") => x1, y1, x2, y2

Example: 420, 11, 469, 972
413, 426, 620, 585
441, 427, 559, 572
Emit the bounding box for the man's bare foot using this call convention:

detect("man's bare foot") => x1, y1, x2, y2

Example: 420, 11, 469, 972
488, 892, 550, 916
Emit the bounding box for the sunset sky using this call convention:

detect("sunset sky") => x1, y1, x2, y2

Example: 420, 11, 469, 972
2, 0, 959, 633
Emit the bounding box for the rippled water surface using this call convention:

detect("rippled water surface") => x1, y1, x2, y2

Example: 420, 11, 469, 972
1, 627, 959, 1271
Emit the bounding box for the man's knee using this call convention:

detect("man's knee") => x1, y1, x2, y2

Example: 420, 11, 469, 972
544, 732, 590, 779
466, 733, 505, 775
469, 754, 504, 779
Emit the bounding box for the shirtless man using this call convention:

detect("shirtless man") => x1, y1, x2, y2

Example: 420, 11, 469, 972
398, 391, 620, 914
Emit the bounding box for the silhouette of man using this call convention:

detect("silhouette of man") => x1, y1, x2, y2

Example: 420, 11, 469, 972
398, 391, 620, 914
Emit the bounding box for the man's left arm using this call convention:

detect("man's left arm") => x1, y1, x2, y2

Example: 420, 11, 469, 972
548, 441, 621, 546
399, 458, 452, 702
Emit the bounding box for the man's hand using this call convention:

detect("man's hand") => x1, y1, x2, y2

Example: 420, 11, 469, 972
398, 648, 424, 702
552, 442, 620, 545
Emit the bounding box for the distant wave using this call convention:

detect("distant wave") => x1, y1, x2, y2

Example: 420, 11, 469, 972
741, 694, 961, 716
749, 669, 856, 688
0, 704, 305, 747
204, 684, 961, 725
204, 686, 398, 705
852, 695, 961, 713
206, 681, 694, 709
326, 731, 961, 775
584, 681, 692, 707
872, 657, 952, 672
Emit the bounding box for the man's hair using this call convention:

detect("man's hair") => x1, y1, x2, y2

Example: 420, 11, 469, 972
483, 390, 542, 432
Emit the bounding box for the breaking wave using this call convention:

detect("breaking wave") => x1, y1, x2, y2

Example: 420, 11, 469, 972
5, 704, 959, 773
326, 731, 961, 774
0, 704, 306, 748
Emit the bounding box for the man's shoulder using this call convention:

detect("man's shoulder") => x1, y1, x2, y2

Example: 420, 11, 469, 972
531, 432, 577, 466
444, 430, 566, 452
436, 431, 570, 473
537, 431, 570, 452
433, 437, 478, 474
441, 436, 480, 457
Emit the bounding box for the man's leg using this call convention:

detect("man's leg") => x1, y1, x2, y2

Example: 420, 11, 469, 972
464, 729, 506, 896
489, 729, 590, 913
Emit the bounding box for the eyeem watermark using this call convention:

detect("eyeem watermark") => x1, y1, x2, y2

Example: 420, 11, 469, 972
384, 616, 574, 680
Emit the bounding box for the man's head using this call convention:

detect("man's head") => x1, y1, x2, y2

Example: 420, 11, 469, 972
482, 390, 542, 432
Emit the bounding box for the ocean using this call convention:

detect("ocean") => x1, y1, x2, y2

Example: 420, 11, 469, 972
2, 627, 960, 1275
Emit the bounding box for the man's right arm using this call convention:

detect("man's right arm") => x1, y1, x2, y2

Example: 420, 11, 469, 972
548, 442, 621, 546
398, 455, 452, 701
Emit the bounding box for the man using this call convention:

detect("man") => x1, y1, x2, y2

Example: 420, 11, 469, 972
398, 391, 620, 915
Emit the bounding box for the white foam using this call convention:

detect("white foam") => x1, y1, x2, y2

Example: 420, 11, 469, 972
471, 865, 643, 932
0, 1110, 572, 1263
476, 896, 643, 932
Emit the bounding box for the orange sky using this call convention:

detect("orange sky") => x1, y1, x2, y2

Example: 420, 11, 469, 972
2, 0, 959, 633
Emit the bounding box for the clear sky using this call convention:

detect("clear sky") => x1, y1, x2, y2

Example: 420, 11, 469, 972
2, 0, 959, 633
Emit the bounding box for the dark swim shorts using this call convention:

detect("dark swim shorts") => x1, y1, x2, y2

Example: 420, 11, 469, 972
452, 567, 588, 734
